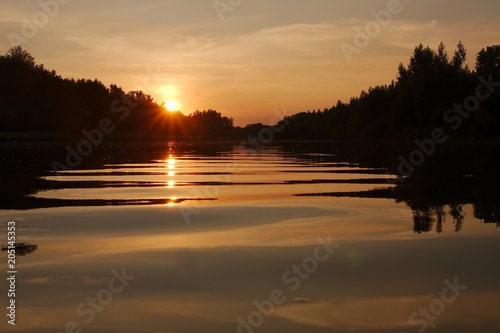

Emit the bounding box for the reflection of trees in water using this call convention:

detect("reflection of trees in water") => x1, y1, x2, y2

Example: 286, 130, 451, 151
1, 243, 38, 256
412, 205, 451, 234
412, 203, 498, 234
449, 204, 465, 232
282, 141, 500, 234
474, 203, 500, 227
413, 209, 435, 234
435, 205, 446, 233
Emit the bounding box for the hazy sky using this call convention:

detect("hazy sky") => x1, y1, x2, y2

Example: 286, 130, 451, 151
1, 0, 499, 125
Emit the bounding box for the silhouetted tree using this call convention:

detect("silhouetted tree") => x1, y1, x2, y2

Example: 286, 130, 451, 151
4, 46, 35, 67
476, 45, 500, 77
452, 41, 468, 71
449, 204, 465, 232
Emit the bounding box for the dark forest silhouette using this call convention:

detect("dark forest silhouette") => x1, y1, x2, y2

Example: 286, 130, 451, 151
1, 42, 499, 140
0, 46, 234, 138
272, 42, 500, 141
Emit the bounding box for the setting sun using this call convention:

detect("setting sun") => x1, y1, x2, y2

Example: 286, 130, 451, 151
165, 100, 179, 112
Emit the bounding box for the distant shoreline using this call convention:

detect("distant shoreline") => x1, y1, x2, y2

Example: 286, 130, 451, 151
0, 131, 355, 142
2, 131, 500, 148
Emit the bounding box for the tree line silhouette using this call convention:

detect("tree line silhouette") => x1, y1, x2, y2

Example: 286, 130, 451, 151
0, 46, 234, 138
0, 42, 499, 141
270, 42, 500, 141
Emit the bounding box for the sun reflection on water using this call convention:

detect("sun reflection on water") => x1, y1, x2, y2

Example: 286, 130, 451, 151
166, 155, 177, 198
167, 197, 177, 206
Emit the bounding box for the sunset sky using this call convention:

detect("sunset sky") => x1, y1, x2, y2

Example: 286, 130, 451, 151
1, 0, 499, 125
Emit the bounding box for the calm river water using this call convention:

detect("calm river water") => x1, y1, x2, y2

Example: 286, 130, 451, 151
0, 141, 499, 333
